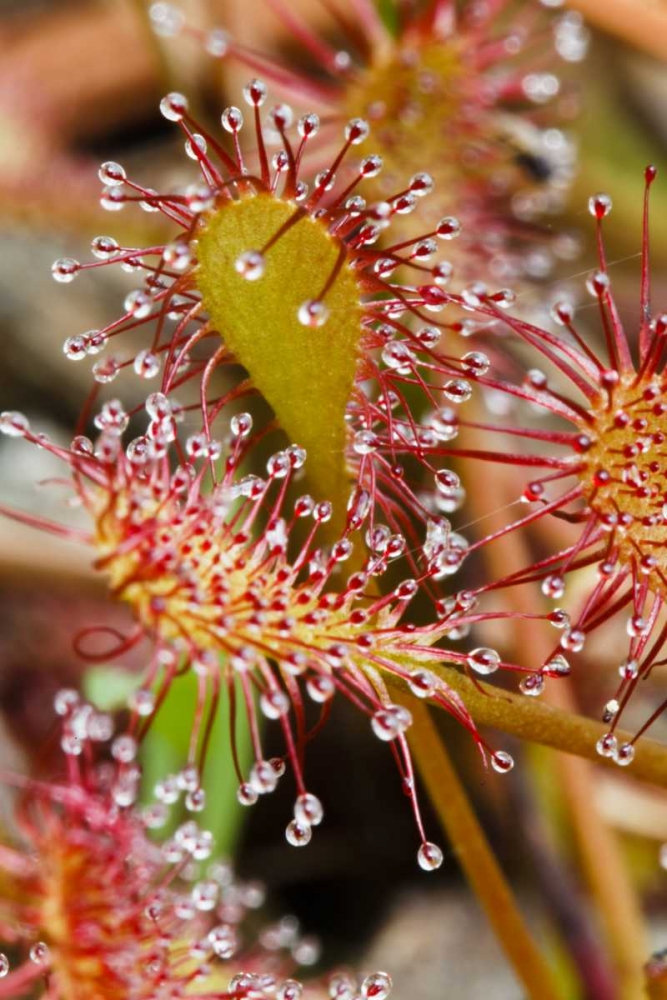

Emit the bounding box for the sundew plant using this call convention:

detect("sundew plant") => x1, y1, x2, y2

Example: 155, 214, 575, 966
0, 2, 667, 999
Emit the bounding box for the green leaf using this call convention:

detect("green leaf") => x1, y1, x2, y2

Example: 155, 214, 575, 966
84, 663, 143, 711
377, 0, 399, 37
197, 194, 362, 532
84, 663, 253, 857
141, 669, 253, 856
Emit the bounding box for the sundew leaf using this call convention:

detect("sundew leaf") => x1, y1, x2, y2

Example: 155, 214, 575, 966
197, 194, 362, 530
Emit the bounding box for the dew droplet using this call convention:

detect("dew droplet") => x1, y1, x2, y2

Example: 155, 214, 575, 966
160, 91, 189, 121
467, 647, 500, 676
491, 750, 514, 774
407, 669, 437, 699
353, 430, 379, 455
619, 659, 638, 681
596, 733, 617, 758
443, 379, 472, 403
260, 689, 290, 720
221, 106, 244, 133
128, 688, 155, 717
542, 574, 565, 599
0, 411, 30, 437
91, 235, 119, 259
519, 673, 545, 697
345, 117, 370, 144
294, 792, 324, 827
134, 350, 161, 379
286, 819, 312, 847
111, 734, 138, 763
278, 980, 303, 1000
361, 971, 392, 999
124, 289, 153, 319
234, 250, 265, 281
588, 193, 612, 219
544, 654, 570, 677
306, 674, 335, 703
93, 357, 120, 384
205, 27, 229, 56
417, 841, 443, 871
184, 134, 207, 160
29, 942, 50, 966
298, 299, 329, 327
237, 782, 259, 806
149, 2, 185, 36
298, 113, 320, 138
614, 742, 635, 767
371, 704, 412, 741
436, 217, 461, 239
98, 160, 126, 186
52, 257, 80, 283
209, 924, 237, 959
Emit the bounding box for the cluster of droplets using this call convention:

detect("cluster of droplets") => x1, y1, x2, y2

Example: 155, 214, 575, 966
46, 69, 580, 592
154, 0, 589, 285
407, 167, 667, 766
27, 67, 596, 882
0, 692, 400, 999
5, 391, 539, 871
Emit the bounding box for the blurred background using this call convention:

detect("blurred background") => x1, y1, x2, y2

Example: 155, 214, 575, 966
1, 1, 667, 997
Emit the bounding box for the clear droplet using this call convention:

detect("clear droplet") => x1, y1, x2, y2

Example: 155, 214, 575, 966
407, 669, 437, 699
371, 704, 412, 741
588, 193, 612, 219
52, 257, 80, 283
491, 751, 514, 774
0, 411, 30, 437
29, 942, 50, 966
235, 250, 265, 281
221, 106, 244, 133
614, 742, 635, 767
417, 841, 443, 871
286, 819, 312, 847
98, 160, 126, 186
467, 647, 500, 676
160, 92, 189, 122
361, 972, 392, 999
298, 299, 329, 327
294, 792, 324, 827
436, 217, 461, 239
134, 350, 161, 379
519, 673, 545, 697
91, 235, 119, 259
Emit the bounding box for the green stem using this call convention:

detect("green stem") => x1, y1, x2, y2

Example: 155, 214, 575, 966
404, 699, 563, 1000
388, 666, 667, 787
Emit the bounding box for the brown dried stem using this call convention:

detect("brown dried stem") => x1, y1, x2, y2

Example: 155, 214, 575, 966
405, 700, 563, 1000
565, 0, 667, 61
389, 667, 667, 786
455, 414, 648, 996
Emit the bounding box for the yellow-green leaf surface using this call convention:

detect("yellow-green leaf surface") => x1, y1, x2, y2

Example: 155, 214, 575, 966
197, 194, 362, 525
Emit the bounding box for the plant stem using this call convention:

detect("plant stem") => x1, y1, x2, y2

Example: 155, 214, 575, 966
389, 663, 667, 787
545, 718, 647, 1000
565, 0, 667, 62
457, 443, 648, 998
404, 699, 563, 1000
